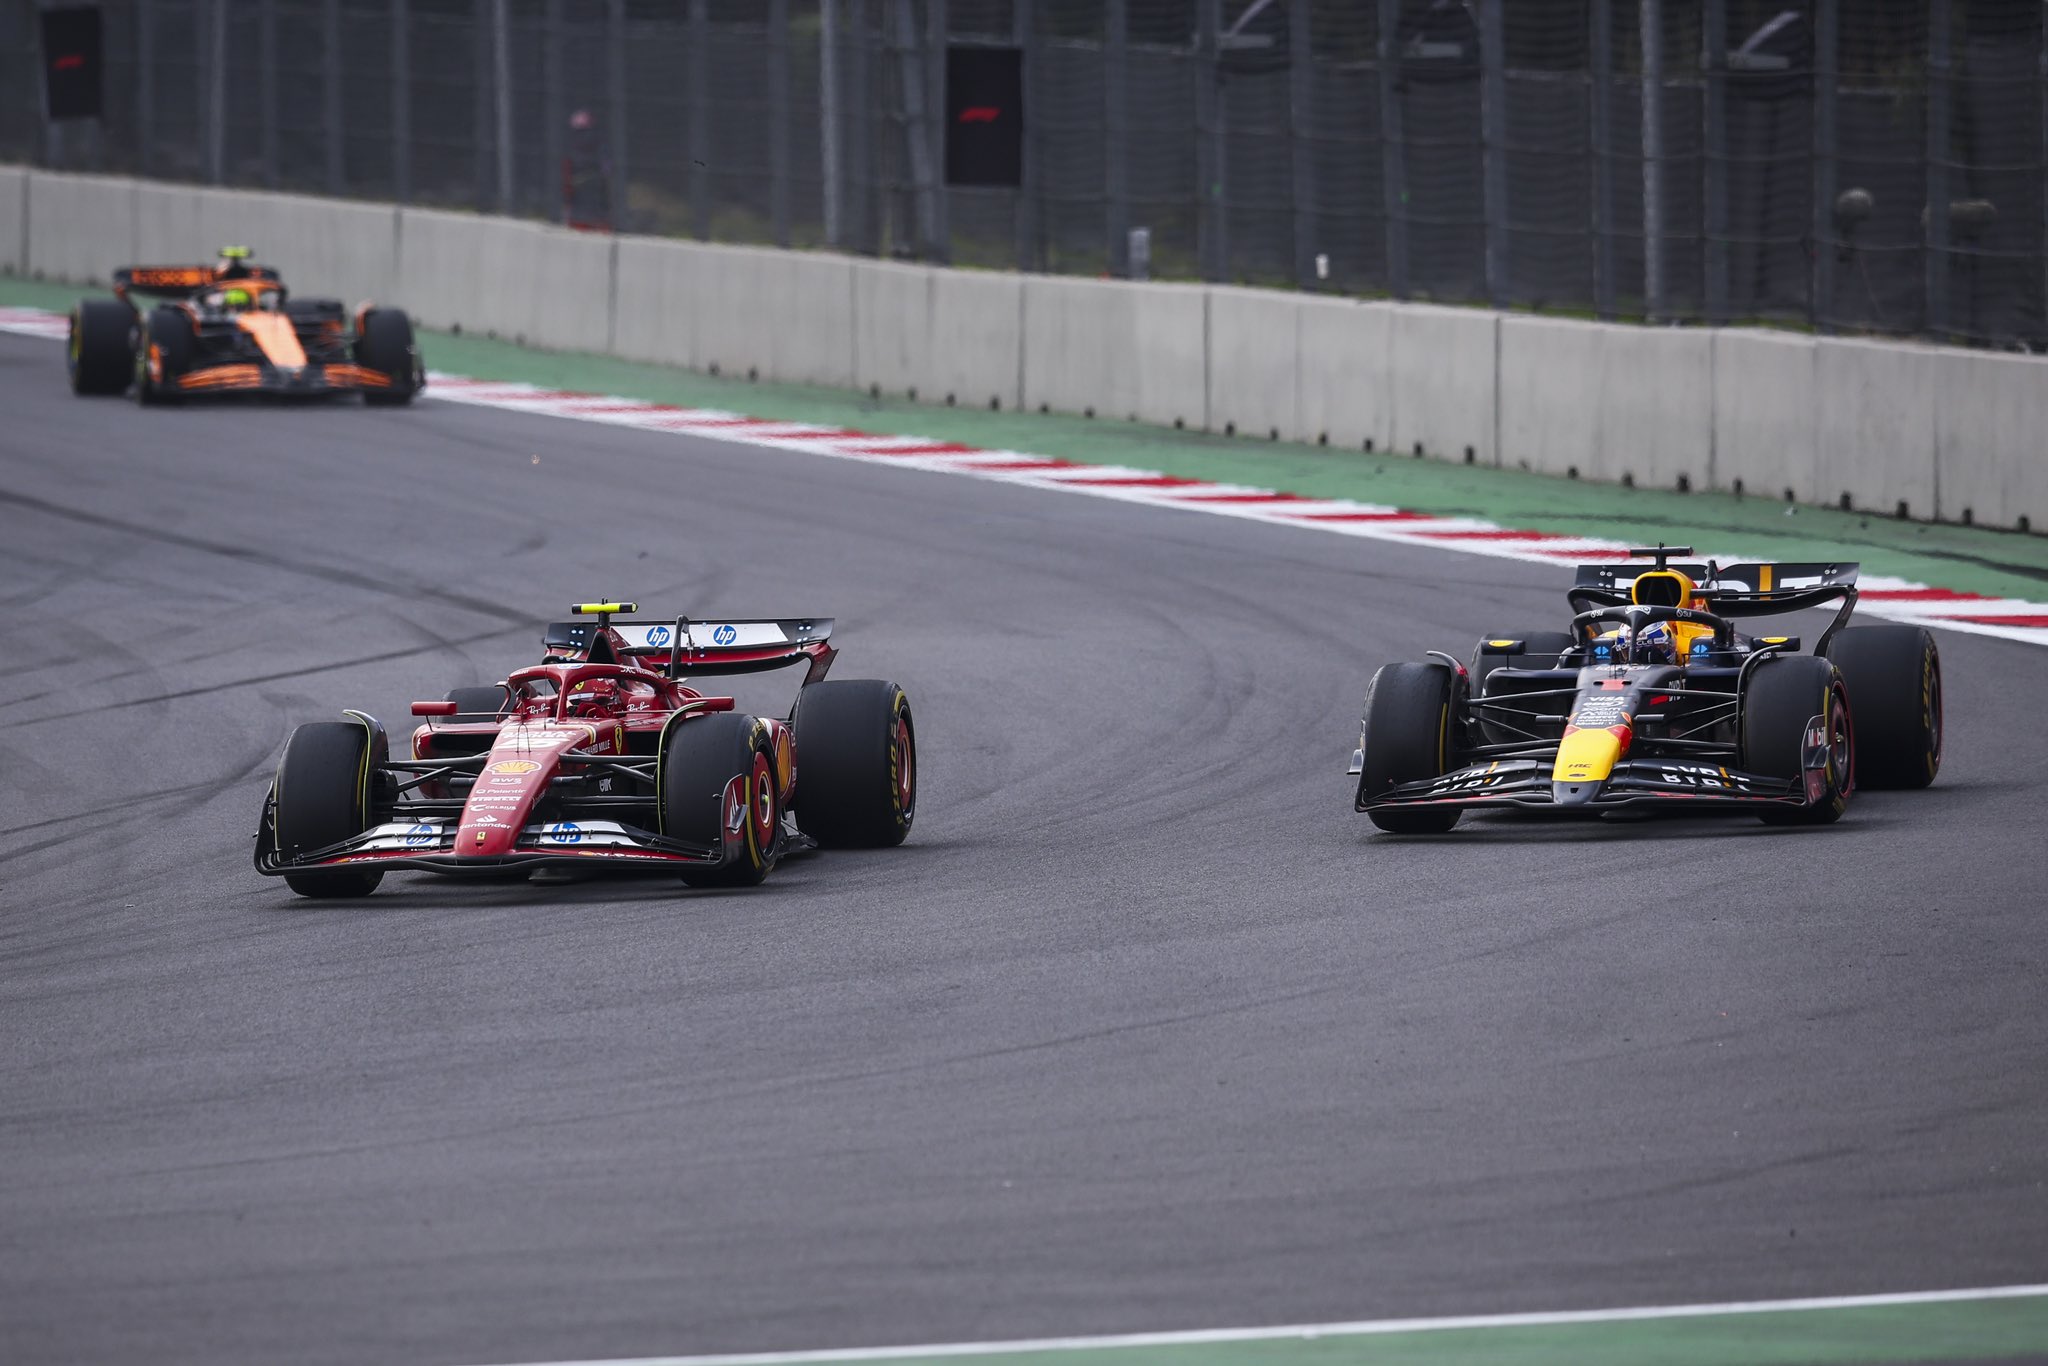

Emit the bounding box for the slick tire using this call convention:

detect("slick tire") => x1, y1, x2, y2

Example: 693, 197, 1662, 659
444, 685, 510, 722
356, 307, 421, 406
1824, 625, 1941, 789
134, 306, 192, 405
790, 680, 916, 849
274, 721, 384, 898
1742, 655, 1853, 827
661, 713, 779, 888
69, 299, 135, 395
1358, 662, 1462, 834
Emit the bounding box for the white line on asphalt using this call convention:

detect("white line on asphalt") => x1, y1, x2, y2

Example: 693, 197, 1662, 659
460, 1283, 2048, 1366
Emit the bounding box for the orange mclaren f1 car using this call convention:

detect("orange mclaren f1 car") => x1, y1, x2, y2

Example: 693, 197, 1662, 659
67, 246, 422, 404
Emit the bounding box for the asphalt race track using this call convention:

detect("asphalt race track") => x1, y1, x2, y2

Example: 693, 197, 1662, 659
2, 329, 2045, 1366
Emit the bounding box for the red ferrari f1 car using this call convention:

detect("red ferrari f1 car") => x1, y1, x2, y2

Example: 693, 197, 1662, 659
256, 604, 915, 896
1350, 547, 1942, 831
68, 246, 422, 404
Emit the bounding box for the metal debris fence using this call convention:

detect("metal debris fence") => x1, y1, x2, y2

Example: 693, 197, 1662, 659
6, 0, 2046, 347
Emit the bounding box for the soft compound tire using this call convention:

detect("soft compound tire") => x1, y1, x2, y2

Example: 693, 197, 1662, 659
1742, 655, 1853, 826
444, 685, 509, 722
1358, 662, 1462, 834
134, 306, 193, 405
790, 680, 915, 848
356, 307, 421, 405
69, 299, 135, 395
274, 721, 384, 898
661, 712, 778, 887
1824, 625, 1941, 790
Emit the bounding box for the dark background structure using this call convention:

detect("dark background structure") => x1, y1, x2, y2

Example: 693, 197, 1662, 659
6, 0, 2045, 348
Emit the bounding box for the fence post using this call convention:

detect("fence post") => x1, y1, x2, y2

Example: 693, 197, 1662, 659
770, 0, 791, 247
1479, 0, 1508, 304
1702, 0, 1728, 322
1196, 0, 1224, 281
320, 0, 341, 193
1810, 0, 1837, 331
1289, 0, 1316, 288
1640, 0, 1664, 320
1106, 0, 1129, 275
1925, 0, 1951, 335
206, 0, 226, 184
260, 0, 279, 188
544, 0, 563, 223
1590, 0, 1614, 316
393, 0, 411, 203
927, 0, 948, 262
1014, 0, 1038, 272
492, 0, 513, 213
891, 0, 938, 259
1377, 0, 1408, 299
472, 0, 491, 211
689, 0, 710, 239
192, 0, 208, 180
607, 0, 628, 232
821, 0, 842, 247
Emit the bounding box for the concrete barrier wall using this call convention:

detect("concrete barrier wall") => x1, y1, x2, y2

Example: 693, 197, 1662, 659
0, 167, 25, 276
7, 169, 2047, 532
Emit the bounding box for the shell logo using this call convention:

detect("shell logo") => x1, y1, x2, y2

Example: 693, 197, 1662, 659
489, 759, 543, 776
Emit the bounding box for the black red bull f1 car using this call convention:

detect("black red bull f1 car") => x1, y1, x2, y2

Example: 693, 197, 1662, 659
67, 246, 422, 404
1349, 547, 1943, 832
256, 604, 915, 897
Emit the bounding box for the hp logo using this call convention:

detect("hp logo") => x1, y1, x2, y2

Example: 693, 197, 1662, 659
712, 624, 737, 645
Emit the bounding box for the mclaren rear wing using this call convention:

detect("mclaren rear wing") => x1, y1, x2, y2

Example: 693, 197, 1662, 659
543, 616, 837, 680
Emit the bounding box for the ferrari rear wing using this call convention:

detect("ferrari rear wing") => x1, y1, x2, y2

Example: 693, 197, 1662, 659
542, 616, 837, 680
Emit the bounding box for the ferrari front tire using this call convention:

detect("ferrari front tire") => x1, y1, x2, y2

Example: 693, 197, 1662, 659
791, 680, 916, 848
1358, 662, 1462, 833
69, 299, 135, 395
661, 713, 779, 888
274, 722, 384, 898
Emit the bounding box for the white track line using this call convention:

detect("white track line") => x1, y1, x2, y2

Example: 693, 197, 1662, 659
459, 1283, 2048, 1366
6, 307, 2044, 646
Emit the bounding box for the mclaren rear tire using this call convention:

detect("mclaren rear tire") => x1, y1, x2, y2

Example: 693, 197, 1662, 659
273, 722, 384, 898
69, 299, 135, 395
1742, 655, 1852, 827
661, 713, 779, 888
1824, 625, 1941, 790
1358, 662, 1462, 834
356, 307, 422, 406
790, 680, 916, 849
134, 306, 192, 406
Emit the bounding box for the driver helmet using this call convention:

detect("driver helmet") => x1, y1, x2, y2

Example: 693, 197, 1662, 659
216, 285, 254, 311
1632, 623, 1679, 665
565, 678, 622, 717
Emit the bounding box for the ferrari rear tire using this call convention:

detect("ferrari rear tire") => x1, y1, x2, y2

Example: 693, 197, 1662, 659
791, 680, 916, 848
274, 721, 384, 898
134, 306, 192, 406
1824, 625, 1941, 789
69, 299, 135, 395
661, 713, 778, 887
356, 307, 421, 406
1743, 655, 1852, 826
1358, 662, 1462, 834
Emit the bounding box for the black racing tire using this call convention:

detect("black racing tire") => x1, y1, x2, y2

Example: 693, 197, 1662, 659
790, 680, 916, 848
1357, 661, 1462, 834
356, 307, 421, 406
444, 685, 509, 722
1742, 655, 1853, 826
274, 721, 384, 898
660, 712, 778, 887
69, 298, 135, 395
134, 306, 193, 405
1824, 625, 1941, 790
